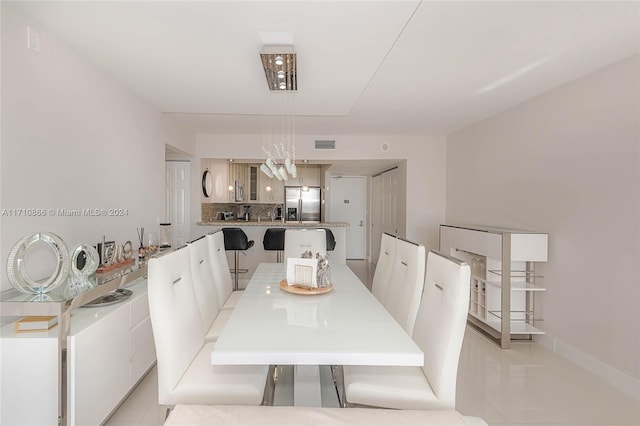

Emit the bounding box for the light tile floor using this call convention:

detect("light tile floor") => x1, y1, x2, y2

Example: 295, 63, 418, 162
106, 261, 640, 425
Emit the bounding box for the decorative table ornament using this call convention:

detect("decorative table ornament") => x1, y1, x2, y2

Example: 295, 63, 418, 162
286, 258, 318, 288
137, 227, 145, 259
97, 237, 116, 266
94, 237, 136, 274
6, 232, 70, 294
159, 223, 172, 249
121, 240, 133, 260
145, 232, 159, 253
68, 244, 100, 297
70, 244, 100, 280
316, 253, 331, 288
281, 250, 334, 295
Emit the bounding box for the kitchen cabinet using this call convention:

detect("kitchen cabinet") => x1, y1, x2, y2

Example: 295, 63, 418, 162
439, 224, 548, 349
229, 162, 247, 203
259, 169, 284, 204
295, 164, 321, 187
248, 164, 259, 201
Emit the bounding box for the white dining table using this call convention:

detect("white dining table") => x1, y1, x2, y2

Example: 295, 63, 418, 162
211, 263, 423, 406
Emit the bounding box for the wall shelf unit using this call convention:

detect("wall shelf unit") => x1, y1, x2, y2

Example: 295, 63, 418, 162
439, 224, 548, 349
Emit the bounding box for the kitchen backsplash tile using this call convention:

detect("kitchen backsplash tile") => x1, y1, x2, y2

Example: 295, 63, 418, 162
202, 203, 283, 221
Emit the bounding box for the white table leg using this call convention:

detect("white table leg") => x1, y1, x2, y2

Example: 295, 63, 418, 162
293, 365, 322, 406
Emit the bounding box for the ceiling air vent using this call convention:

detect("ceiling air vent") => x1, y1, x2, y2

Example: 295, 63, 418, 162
315, 139, 336, 150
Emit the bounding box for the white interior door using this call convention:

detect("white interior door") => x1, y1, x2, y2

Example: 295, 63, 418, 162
165, 161, 190, 247
329, 176, 366, 259
371, 167, 399, 264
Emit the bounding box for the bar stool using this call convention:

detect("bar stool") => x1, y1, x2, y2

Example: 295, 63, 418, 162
323, 228, 336, 252
263, 228, 285, 263
222, 228, 254, 291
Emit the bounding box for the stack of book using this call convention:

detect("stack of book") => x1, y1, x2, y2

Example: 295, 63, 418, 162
15, 316, 58, 333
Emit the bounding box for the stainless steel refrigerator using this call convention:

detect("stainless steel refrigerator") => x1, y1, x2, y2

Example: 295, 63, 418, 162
285, 186, 321, 223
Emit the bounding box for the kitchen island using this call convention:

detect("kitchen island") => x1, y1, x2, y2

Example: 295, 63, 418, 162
195, 221, 349, 289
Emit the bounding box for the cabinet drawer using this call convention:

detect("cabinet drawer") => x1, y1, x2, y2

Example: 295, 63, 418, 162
130, 316, 153, 359
130, 341, 156, 386
130, 292, 150, 329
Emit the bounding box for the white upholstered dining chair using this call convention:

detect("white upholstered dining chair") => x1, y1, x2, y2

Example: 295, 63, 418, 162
283, 229, 327, 260
207, 230, 243, 310
342, 250, 471, 410
187, 235, 232, 342
382, 238, 426, 335
371, 232, 397, 303
148, 246, 271, 408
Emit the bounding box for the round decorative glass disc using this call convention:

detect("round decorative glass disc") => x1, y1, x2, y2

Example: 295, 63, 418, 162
6, 232, 70, 294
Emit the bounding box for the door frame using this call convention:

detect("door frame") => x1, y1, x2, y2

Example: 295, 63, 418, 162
165, 160, 190, 248
328, 175, 367, 260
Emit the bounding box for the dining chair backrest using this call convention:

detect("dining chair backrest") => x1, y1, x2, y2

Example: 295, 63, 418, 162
187, 236, 221, 334
148, 246, 205, 404
383, 238, 426, 336
283, 229, 327, 260
206, 231, 233, 309
412, 250, 470, 410
371, 233, 397, 303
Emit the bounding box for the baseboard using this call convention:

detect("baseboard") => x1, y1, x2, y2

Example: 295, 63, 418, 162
535, 333, 640, 400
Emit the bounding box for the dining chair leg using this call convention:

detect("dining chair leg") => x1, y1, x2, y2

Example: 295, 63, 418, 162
164, 406, 174, 420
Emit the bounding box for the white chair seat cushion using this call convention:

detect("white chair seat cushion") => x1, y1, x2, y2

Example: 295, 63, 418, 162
222, 291, 243, 310
204, 309, 233, 342
343, 365, 439, 410
172, 342, 268, 406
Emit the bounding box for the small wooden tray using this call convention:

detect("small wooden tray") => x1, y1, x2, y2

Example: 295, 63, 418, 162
279, 279, 333, 295
96, 258, 135, 273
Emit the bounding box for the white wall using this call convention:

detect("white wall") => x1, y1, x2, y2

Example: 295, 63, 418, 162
447, 56, 640, 383
192, 134, 447, 251
0, 5, 192, 291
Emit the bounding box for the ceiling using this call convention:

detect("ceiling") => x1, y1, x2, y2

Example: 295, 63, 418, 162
8, 1, 640, 137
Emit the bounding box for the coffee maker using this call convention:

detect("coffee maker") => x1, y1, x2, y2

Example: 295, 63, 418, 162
242, 205, 251, 221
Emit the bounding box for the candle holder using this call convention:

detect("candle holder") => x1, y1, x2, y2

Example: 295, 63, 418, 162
137, 228, 145, 259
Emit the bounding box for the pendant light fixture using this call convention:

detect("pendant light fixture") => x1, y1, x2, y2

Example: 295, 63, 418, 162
260, 45, 297, 91
301, 160, 309, 192
260, 45, 299, 182
227, 159, 234, 193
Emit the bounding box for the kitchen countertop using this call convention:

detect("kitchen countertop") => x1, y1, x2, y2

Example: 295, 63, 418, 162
197, 220, 350, 227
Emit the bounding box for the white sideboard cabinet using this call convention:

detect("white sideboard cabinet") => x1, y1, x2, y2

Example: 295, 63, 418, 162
67, 280, 155, 425
0, 277, 155, 425
439, 224, 548, 349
